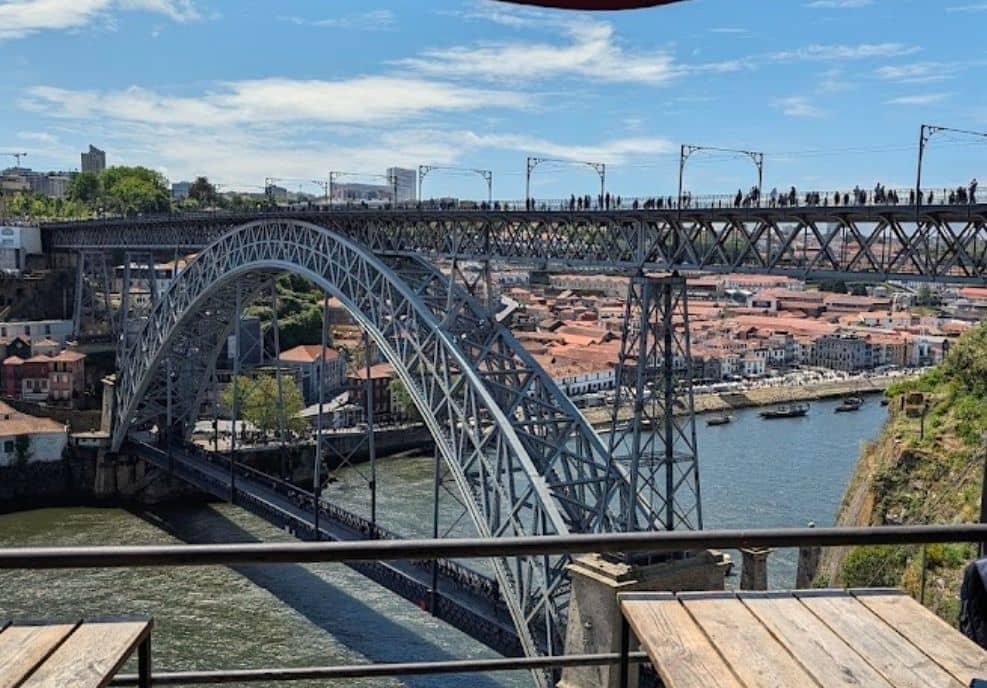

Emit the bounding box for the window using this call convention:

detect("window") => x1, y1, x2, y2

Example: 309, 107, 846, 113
3, 440, 12, 453
23, 325, 30, 336
44, 325, 51, 335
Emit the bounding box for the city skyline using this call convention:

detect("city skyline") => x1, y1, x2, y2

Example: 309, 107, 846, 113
2, 0, 987, 199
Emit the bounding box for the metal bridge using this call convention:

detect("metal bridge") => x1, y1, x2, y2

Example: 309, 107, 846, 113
44, 203, 987, 282
101, 219, 673, 687
45, 204, 986, 686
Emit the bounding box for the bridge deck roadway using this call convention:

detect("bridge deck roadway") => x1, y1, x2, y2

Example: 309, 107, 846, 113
43, 205, 987, 283
129, 441, 527, 656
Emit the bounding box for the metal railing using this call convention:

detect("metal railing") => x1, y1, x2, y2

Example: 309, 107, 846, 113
6, 523, 987, 685
31, 183, 987, 228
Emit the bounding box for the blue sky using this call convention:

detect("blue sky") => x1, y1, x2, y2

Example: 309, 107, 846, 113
2, 0, 987, 200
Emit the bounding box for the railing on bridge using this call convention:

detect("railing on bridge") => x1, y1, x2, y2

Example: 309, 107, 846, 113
30, 183, 987, 227
3, 524, 987, 686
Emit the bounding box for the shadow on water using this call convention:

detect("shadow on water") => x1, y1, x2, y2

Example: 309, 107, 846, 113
134, 502, 509, 688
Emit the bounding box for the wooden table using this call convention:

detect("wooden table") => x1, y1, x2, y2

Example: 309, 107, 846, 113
0, 617, 151, 688
618, 589, 987, 688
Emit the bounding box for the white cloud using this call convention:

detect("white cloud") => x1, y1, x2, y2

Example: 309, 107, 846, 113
709, 27, 748, 34
946, 3, 987, 11
771, 43, 919, 62
875, 61, 971, 84
774, 96, 825, 118
21, 77, 531, 127
884, 93, 952, 105
396, 16, 743, 86
276, 9, 394, 31
0, 0, 199, 41
805, 0, 872, 7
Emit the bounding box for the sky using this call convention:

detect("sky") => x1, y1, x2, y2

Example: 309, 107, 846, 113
2, 0, 987, 200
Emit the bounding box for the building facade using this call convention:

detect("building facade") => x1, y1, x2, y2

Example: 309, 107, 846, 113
81, 145, 106, 174
386, 167, 417, 202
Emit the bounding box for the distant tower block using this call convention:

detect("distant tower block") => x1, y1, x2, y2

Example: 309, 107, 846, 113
607, 273, 702, 534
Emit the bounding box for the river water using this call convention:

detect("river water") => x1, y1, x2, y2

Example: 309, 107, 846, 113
0, 398, 887, 687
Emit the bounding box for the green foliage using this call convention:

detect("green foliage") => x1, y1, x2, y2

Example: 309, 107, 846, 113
220, 374, 307, 440
187, 176, 216, 204
389, 378, 420, 420
840, 545, 909, 587
68, 172, 101, 204
100, 166, 170, 216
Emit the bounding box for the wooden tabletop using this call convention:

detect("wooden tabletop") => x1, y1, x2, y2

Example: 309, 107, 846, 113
619, 589, 987, 688
0, 618, 151, 688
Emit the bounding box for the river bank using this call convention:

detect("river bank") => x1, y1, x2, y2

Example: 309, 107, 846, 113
583, 373, 903, 428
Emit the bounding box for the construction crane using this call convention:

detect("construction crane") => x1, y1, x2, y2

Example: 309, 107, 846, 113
1, 152, 28, 168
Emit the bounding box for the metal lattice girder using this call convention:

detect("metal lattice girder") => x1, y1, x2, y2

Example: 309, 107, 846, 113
72, 250, 114, 337
110, 219, 656, 677
606, 275, 702, 533
46, 205, 987, 282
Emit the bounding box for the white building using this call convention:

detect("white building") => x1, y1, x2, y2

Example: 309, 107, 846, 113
0, 226, 42, 274
0, 320, 73, 347
0, 402, 67, 466
556, 368, 615, 396
386, 167, 417, 202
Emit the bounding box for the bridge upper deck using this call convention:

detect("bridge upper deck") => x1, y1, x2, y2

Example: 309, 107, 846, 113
42, 204, 987, 282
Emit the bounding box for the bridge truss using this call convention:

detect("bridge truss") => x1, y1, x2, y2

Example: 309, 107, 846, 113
110, 220, 662, 680
46, 204, 987, 282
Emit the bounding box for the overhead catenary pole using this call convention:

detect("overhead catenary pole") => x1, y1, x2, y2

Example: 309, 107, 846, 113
916, 123, 987, 218
526, 157, 606, 207
418, 165, 494, 204
678, 144, 765, 211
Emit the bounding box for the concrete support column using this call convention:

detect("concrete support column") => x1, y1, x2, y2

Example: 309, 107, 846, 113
559, 551, 729, 688
740, 548, 772, 591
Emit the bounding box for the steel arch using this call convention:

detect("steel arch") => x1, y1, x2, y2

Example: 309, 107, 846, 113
111, 219, 656, 673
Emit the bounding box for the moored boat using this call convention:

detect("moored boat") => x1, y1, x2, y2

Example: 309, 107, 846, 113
835, 396, 865, 413
760, 403, 809, 419
706, 414, 732, 426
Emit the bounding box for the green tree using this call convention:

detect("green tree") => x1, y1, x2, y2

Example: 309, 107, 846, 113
220, 374, 307, 440
187, 176, 216, 205
68, 172, 101, 204
99, 166, 170, 216
389, 378, 421, 421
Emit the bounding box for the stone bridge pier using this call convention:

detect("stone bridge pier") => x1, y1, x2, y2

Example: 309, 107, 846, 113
559, 551, 730, 688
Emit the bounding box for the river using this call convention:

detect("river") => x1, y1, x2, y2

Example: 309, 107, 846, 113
0, 397, 887, 687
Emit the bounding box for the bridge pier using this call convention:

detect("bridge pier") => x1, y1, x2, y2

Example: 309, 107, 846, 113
558, 551, 729, 688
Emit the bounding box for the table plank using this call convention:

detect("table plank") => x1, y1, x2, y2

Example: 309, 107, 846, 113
799, 591, 964, 688
621, 595, 744, 688
0, 624, 77, 688
854, 590, 987, 685
680, 593, 821, 688
741, 593, 894, 688
18, 621, 150, 688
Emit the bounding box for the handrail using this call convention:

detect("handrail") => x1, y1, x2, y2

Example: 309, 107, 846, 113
3, 523, 986, 569
110, 651, 650, 685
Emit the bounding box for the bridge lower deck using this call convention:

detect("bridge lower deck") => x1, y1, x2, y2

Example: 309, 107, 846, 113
128, 441, 526, 656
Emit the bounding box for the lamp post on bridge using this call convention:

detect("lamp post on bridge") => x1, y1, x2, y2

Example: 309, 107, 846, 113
677, 144, 764, 211
525, 156, 606, 208
418, 165, 493, 204
916, 123, 987, 218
